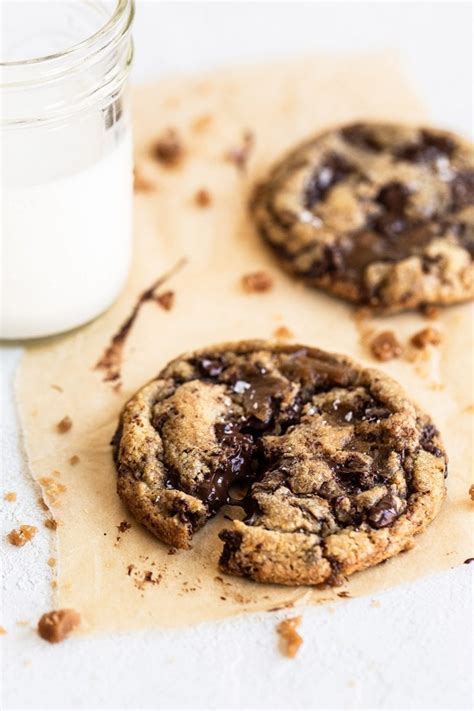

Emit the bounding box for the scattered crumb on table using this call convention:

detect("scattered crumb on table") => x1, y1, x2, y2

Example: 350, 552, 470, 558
7, 525, 38, 547
37, 609, 81, 644
56, 415, 72, 434
241, 270, 273, 293
155, 290, 175, 311
4, 492, 17, 502
410, 327, 442, 349
273, 325, 294, 340
225, 129, 254, 171
194, 188, 212, 207
276, 616, 303, 658
370, 331, 402, 361
152, 128, 184, 167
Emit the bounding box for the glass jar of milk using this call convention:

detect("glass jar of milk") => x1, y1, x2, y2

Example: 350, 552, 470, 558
1, 0, 134, 339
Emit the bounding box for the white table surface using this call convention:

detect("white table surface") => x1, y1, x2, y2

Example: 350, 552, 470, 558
1, 2, 473, 709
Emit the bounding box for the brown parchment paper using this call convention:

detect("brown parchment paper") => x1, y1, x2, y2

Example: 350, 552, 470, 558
17, 55, 474, 633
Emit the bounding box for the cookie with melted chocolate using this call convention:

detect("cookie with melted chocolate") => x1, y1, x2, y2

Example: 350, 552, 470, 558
113, 341, 447, 585
252, 122, 474, 312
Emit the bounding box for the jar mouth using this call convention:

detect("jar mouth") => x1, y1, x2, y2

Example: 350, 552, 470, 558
0, 0, 134, 69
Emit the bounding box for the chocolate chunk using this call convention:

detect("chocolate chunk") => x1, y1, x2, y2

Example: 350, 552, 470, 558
196, 357, 225, 377
397, 130, 456, 163
303, 153, 354, 209
196, 423, 254, 510
368, 494, 401, 528
341, 124, 383, 151
420, 423, 443, 457
376, 182, 410, 214
451, 170, 474, 211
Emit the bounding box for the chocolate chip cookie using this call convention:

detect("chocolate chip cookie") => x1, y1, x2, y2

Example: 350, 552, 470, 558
252, 122, 474, 312
113, 341, 447, 586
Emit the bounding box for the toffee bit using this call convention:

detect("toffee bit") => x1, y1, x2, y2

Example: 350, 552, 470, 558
69, 455, 80, 466
4, 492, 17, 502
155, 290, 175, 311
241, 270, 273, 293
226, 129, 255, 171
56, 415, 72, 434
7, 525, 37, 547
194, 188, 212, 207
370, 331, 403, 361
276, 616, 303, 658
37, 609, 80, 644
273, 325, 294, 340
152, 128, 184, 167
411, 327, 442, 349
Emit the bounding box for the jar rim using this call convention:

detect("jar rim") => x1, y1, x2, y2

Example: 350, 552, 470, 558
0, 0, 134, 69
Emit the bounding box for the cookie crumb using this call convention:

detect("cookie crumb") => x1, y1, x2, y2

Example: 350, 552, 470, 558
226, 130, 254, 171
411, 327, 442, 349
337, 591, 351, 598
7, 525, 38, 547
51, 580, 58, 589
69, 455, 80, 466
4, 492, 17, 502
276, 616, 303, 658
420, 304, 440, 320
191, 114, 213, 132
152, 128, 183, 167
370, 331, 402, 361
133, 166, 155, 192
273, 325, 294, 340
56, 416, 72, 434
0, 626, 6, 635
242, 270, 273, 293
117, 520, 132, 534
469, 484, 474, 502
47, 557, 56, 567
39, 477, 67, 505
155, 290, 175, 311
194, 188, 212, 207
44, 517, 62, 530
37, 609, 80, 644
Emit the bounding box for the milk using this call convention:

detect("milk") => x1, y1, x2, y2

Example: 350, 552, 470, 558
1, 131, 132, 339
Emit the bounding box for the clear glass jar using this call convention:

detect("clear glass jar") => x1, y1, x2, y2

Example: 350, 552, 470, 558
1, 0, 134, 339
